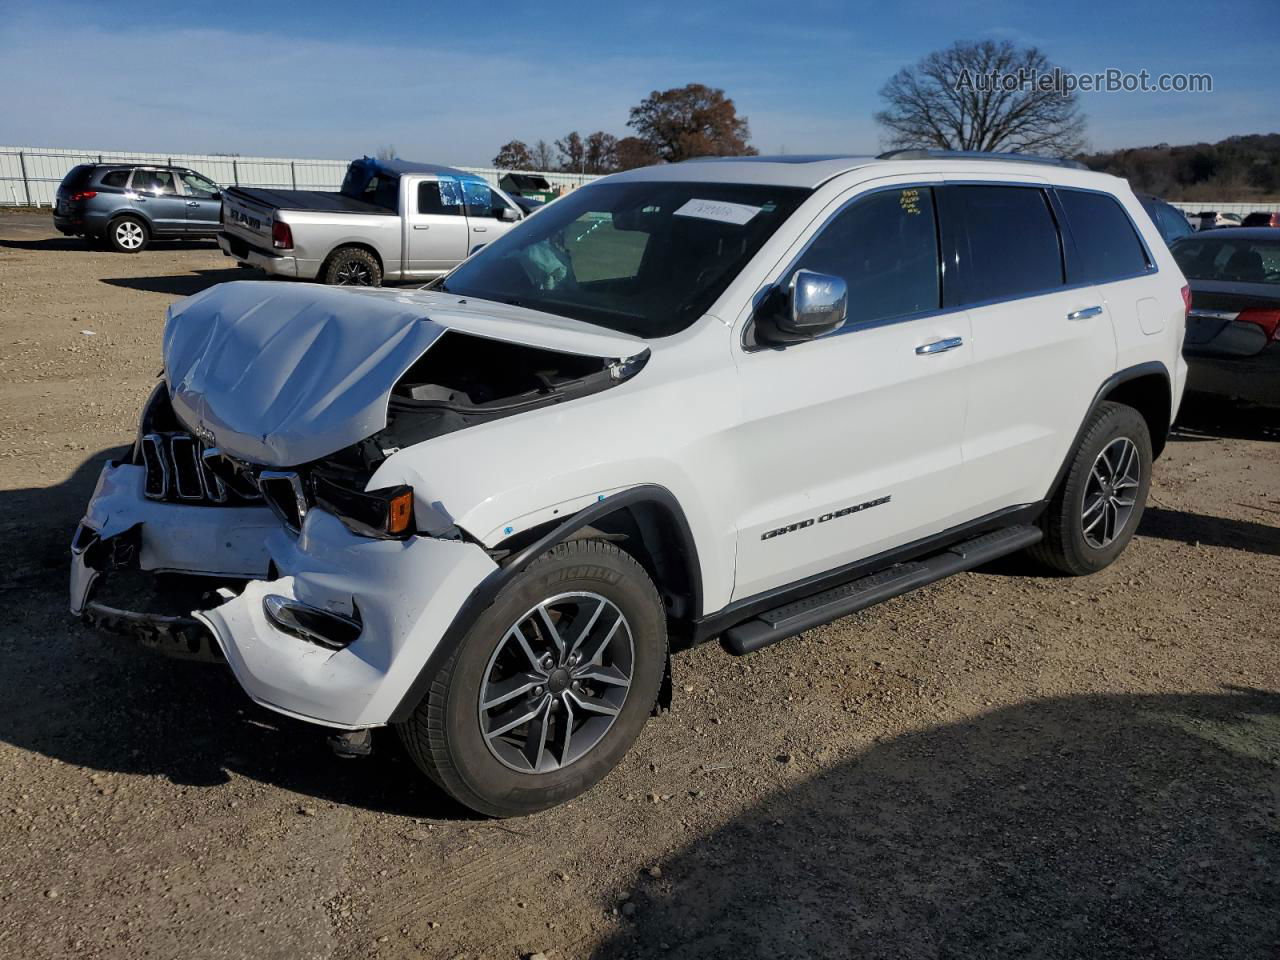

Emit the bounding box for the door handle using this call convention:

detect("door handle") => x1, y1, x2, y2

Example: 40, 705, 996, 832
186, 200, 199, 207
915, 337, 964, 355
1067, 306, 1103, 321
412, 224, 430, 230
472, 226, 488, 233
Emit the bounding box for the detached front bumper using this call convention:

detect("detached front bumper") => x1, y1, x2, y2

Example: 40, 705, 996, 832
72, 462, 498, 730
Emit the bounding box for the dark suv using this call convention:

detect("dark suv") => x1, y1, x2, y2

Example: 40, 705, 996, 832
54, 163, 223, 252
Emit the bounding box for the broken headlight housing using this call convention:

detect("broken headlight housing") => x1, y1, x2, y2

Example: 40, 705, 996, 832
312, 475, 415, 540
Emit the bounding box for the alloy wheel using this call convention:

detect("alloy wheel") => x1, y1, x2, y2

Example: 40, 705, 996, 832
334, 261, 373, 285
478, 592, 634, 774
1080, 436, 1141, 548
116, 221, 145, 250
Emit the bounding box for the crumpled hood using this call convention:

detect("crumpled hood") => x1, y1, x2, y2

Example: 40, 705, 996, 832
163, 281, 643, 466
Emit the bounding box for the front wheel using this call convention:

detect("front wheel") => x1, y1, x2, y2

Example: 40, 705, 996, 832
322, 247, 382, 286
1030, 401, 1153, 575
397, 539, 667, 817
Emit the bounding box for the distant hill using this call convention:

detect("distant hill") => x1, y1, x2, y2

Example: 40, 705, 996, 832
1079, 134, 1280, 201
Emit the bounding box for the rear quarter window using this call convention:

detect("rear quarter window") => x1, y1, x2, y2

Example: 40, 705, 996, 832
100, 170, 130, 188
60, 164, 94, 190
1059, 189, 1152, 283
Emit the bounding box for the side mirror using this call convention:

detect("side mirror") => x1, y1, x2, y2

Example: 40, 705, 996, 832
211, 191, 222, 201
757, 270, 848, 344
498, 206, 519, 222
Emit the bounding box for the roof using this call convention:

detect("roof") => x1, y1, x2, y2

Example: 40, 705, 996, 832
605, 151, 1115, 190
1178, 227, 1280, 241
363, 157, 481, 180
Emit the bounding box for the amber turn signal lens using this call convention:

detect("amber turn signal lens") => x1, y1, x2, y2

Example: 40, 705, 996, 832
387, 489, 414, 535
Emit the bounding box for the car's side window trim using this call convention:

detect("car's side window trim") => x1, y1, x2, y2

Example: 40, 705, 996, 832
741, 180, 949, 352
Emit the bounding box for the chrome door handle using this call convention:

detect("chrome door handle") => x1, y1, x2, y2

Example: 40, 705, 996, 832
915, 337, 964, 355
473, 226, 488, 233
186, 200, 199, 207
412, 224, 430, 230
1067, 306, 1103, 321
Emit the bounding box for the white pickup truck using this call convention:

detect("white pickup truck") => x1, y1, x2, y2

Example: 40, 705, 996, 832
218, 157, 525, 286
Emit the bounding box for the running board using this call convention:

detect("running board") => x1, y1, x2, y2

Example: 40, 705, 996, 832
721, 524, 1043, 656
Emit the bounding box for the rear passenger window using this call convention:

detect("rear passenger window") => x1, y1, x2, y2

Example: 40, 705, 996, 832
1059, 189, 1153, 282
100, 170, 129, 188
788, 187, 940, 327
941, 186, 1062, 305
131, 169, 176, 195
418, 181, 463, 216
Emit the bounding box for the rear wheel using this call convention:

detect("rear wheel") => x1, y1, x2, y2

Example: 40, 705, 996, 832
108, 216, 148, 253
322, 247, 382, 286
397, 539, 667, 817
1031, 401, 1152, 575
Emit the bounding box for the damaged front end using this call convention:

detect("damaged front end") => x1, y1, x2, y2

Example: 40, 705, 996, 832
70, 383, 281, 661
71, 280, 649, 729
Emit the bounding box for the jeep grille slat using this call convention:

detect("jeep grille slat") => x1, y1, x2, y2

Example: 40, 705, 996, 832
138, 432, 260, 507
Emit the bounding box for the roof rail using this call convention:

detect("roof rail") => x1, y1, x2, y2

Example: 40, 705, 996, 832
876, 149, 1088, 170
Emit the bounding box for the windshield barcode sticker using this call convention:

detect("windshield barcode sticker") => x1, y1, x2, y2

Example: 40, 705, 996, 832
673, 199, 762, 225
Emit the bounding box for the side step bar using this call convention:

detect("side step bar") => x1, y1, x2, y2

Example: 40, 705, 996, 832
722, 524, 1042, 656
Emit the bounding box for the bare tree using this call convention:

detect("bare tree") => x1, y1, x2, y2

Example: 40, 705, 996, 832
875, 41, 1086, 156
375, 144, 398, 162
555, 131, 586, 172
531, 139, 556, 171
583, 132, 619, 174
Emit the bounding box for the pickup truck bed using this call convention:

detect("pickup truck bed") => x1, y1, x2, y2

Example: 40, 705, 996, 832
226, 187, 394, 215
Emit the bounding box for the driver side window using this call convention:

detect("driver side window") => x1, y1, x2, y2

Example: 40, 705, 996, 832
180, 171, 218, 199
788, 187, 940, 328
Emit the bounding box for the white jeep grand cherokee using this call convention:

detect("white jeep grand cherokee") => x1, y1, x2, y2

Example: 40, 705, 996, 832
71, 152, 1188, 816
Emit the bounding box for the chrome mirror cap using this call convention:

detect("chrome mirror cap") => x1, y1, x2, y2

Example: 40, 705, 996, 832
782, 269, 848, 338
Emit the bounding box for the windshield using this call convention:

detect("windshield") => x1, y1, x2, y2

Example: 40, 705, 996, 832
439, 181, 811, 337
1172, 235, 1280, 285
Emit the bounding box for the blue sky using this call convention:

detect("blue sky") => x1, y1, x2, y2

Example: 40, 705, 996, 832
1, 0, 1275, 165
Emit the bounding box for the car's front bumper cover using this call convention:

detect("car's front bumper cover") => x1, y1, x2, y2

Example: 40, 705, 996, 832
72, 461, 498, 729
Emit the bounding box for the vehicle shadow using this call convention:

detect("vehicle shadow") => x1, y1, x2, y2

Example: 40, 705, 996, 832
101, 267, 264, 297
0, 447, 474, 821
1172, 393, 1280, 443
1140, 506, 1280, 556
0, 236, 219, 253
592, 686, 1280, 959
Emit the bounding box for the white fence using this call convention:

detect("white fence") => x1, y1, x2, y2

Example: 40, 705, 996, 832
1168, 201, 1270, 216
0, 146, 598, 206
2, 147, 1272, 214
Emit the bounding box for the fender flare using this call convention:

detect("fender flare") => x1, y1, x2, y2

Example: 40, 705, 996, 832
387, 483, 702, 723
1045, 360, 1172, 500
108, 208, 153, 235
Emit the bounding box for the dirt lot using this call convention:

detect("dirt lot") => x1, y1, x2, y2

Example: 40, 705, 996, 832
0, 211, 1277, 960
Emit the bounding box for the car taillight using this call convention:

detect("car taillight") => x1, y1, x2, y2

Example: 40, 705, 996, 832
1180, 285, 1192, 317
1237, 308, 1280, 341
69, 191, 97, 202
271, 220, 293, 250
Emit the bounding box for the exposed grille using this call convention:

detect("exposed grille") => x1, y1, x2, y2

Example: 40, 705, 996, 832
140, 433, 262, 506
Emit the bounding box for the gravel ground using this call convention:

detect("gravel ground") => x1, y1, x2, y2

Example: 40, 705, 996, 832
0, 213, 1277, 960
